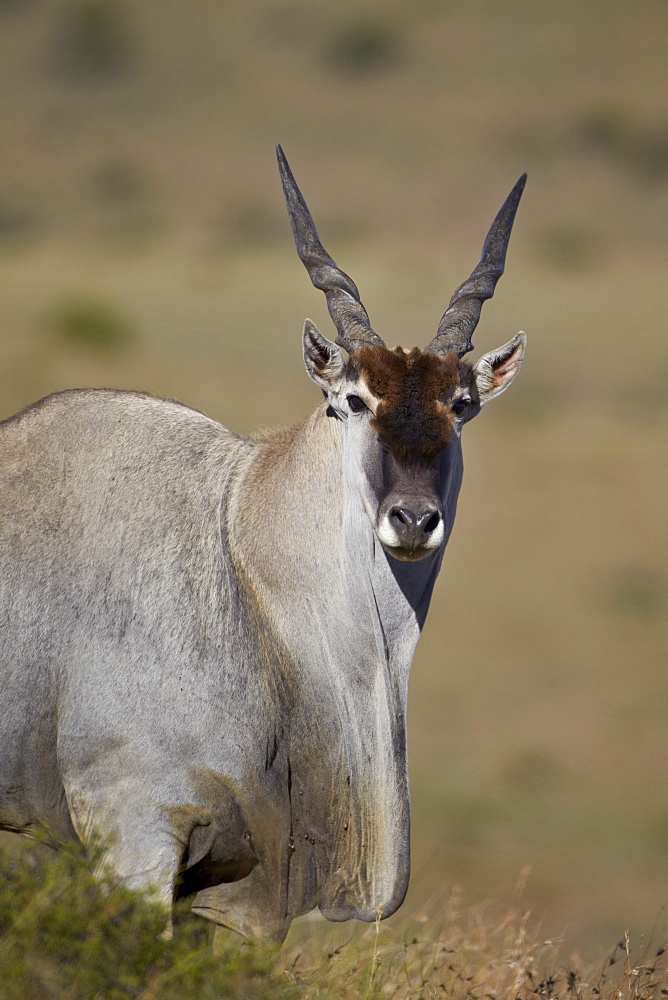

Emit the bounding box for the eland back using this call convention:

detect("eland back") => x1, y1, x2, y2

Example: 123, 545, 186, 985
0, 148, 527, 941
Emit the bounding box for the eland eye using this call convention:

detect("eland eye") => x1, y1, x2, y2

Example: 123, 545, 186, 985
347, 395, 368, 414
451, 397, 470, 417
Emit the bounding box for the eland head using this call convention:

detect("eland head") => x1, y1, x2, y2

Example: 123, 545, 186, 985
277, 145, 527, 564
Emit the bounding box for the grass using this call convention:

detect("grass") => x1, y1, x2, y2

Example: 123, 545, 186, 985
1, 836, 667, 1000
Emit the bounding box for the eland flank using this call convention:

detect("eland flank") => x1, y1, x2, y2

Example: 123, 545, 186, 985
0, 148, 527, 941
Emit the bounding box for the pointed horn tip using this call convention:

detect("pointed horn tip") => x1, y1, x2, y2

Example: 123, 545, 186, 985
276, 144, 290, 179
497, 173, 527, 215
276, 145, 296, 192
512, 173, 528, 199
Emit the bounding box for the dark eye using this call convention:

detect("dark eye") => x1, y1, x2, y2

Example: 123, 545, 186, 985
451, 397, 470, 417
347, 395, 368, 413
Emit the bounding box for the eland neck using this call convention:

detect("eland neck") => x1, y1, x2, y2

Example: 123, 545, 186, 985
230, 400, 443, 655
226, 400, 446, 921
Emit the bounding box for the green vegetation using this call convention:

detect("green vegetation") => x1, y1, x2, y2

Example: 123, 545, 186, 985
1, 836, 666, 999
53, 2, 132, 80
0, 836, 289, 999
577, 108, 668, 183
326, 19, 399, 75
47, 296, 133, 352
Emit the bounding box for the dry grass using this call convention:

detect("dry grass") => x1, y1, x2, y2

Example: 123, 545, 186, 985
286, 901, 668, 1000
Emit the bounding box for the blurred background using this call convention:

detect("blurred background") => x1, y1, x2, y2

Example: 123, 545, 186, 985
0, 0, 666, 959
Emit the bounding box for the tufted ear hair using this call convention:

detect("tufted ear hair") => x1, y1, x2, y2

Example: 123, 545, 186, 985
302, 318, 346, 391
473, 332, 526, 405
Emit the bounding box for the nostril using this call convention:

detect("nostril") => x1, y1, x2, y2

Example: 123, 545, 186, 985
424, 512, 440, 535
389, 506, 412, 529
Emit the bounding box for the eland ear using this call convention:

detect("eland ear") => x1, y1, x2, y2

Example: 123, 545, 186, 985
473, 333, 526, 405
302, 319, 346, 391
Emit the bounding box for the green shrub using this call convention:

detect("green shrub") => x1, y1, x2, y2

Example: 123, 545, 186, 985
52, 1, 132, 80
326, 20, 399, 75
47, 295, 133, 351
0, 836, 292, 999
536, 225, 601, 271
578, 108, 668, 183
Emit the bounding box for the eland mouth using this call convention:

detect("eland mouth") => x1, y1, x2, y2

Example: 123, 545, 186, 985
379, 541, 437, 563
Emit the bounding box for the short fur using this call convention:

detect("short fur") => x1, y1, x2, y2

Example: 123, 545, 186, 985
356, 346, 473, 461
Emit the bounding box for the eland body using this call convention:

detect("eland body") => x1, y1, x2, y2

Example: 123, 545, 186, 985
0, 149, 527, 941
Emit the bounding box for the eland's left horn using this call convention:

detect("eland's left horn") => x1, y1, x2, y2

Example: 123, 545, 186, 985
426, 173, 527, 359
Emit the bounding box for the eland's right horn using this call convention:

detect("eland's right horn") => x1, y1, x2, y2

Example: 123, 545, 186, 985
277, 145, 385, 354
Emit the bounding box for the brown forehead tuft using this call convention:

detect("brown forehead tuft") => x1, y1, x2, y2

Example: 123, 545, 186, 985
355, 345, 471, 461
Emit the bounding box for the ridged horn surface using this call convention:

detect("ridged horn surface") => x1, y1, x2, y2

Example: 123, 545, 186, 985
426, 174, 527, 358
277, 145, 385, 354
